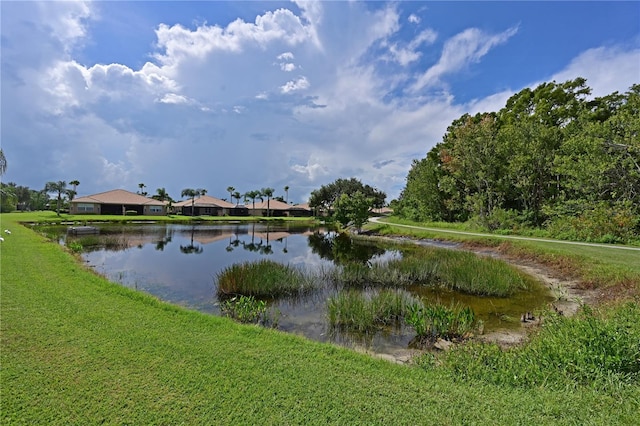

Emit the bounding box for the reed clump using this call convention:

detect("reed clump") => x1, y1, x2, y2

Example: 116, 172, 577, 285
327, 289, 415, 333
405, 302, 481, 346
326, 248, 531, 297
216, 259, 316, 298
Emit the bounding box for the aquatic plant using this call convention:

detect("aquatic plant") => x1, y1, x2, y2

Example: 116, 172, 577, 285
220, 295, 276, 326
216, 259, 316, 298
405, 302, 480, 345
327, 289, 414, 333
324, 247, 531, 297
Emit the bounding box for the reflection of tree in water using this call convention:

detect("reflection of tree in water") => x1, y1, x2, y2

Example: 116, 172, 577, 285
155, 228, 174, 251
307, 231, 385, 265
240, 223, 273, 255
179, 226, 203, 255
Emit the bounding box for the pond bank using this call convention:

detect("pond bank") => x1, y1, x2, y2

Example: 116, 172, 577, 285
362, 232, 598, 356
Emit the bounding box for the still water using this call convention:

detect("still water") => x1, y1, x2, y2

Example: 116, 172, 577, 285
59, 223, 552, 355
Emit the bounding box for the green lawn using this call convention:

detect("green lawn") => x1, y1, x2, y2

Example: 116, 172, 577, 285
1, 213, 639, 424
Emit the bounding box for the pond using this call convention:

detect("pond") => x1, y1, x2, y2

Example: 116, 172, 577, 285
46, 222, 553, 356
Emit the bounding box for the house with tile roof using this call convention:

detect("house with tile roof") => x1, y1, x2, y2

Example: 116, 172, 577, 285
69, 189, 166, 215
245, 199, 294, 217
173, 195, 248, 216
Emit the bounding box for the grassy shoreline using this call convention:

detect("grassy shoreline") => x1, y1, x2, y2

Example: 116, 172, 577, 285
2, 212, 639, 424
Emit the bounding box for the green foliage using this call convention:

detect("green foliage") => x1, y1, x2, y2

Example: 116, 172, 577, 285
405, 302, 480, 344
216, 259, 316, 298
333, 191, 373, 231
220, 295, 279, 327
327, 289, 413, 332
396, 79, 640, 242
545, 201, 639, 243
67, 241, 83, 253
435, 303, 640, 390
125, 210, 138, 216
309, 177, 386, 212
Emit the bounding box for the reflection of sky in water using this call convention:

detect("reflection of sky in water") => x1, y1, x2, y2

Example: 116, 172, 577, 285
81, 223, 552, 356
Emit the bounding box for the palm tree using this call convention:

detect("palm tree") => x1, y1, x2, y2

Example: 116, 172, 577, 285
181, 188, 198, 217
198, 188, 207, 197
0, 149, 6, 176
45, 181, 67, 216
245, 190, 259, 212
232, 191, 242, 206
69, 180, 80, 193
261, 187, 274, 217
138, 183, 147, 196
284, 185, 290, 204
226, 186, 235, 201
152, 187, 171, 202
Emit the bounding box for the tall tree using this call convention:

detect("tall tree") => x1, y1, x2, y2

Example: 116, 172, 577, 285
284, 185, 290, 203
226, 186, 235, 201
261, 187, 274, 217
309, 178, 386, 212
69, 180, 80, 193
152, 187, 172, 202
138, 183, 147, 196
181, 188, 198, 217
245, 190, 260, 210
0, 148, 7, 176
333, 191, 373, 232
45, 181, 67, 216
231, 191, 241, 205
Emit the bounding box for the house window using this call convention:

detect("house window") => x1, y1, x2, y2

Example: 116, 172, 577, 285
77, 203, 94, 212
149, 206, 163, 213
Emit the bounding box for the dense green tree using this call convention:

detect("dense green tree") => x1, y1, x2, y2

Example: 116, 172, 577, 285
333, 191, 373, 232
309, 178, 386, 213
397, 79, 639, 240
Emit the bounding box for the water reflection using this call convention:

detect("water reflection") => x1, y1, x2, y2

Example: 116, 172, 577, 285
49, 222, 552, 356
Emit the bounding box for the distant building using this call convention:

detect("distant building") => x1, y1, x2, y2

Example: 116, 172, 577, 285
173, 195, 248, 216
70, 189, 166, 215
245, 199, 312, 217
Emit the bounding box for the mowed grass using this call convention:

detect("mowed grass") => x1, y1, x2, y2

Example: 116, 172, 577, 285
1, 214, 639, 424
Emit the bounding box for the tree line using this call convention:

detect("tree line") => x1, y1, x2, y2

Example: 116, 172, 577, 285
395, 78, 640, 243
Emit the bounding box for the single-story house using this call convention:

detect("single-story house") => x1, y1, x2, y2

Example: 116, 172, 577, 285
174, 195, 248, 216
70, 189, 166, 215
288, 203, 313, 217
245, 199, 304, 217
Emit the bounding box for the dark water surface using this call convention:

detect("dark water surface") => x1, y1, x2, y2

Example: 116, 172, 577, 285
56, 223, 552, 355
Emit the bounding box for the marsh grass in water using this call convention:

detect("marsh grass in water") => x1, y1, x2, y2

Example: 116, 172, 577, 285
405, 302, 481, 346
216, 259, 316, 298
220, 295, 280, 327
429, 302, 640, 390
327, 289, 415, 333
326, 246, 531, 297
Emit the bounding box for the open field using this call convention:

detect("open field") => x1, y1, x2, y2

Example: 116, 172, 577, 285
1, 213, 639, 424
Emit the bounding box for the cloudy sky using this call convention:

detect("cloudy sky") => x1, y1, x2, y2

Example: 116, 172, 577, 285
1, 1, 638, 204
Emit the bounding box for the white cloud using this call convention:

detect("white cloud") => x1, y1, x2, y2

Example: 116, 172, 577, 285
280, 63, 297, 71
550, 46, 640, 97
412, 26, 519, 91
280, 76, 310, 93
384, 29, 437, 66
277, 52, 295, 60
408, 14, 420, 24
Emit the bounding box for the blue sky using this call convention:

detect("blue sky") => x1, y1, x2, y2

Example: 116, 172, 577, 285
1, 1, 639, 204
